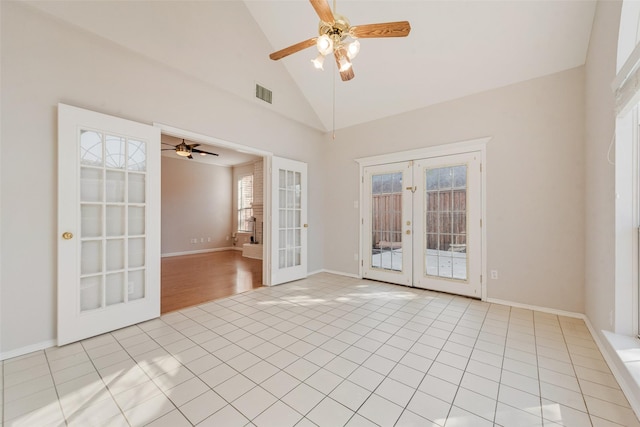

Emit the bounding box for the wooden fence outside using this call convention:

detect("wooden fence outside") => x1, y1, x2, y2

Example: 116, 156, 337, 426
372, 190, 467, 251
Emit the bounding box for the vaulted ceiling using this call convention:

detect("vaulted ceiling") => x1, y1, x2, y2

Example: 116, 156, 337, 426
27, 0, 597, 133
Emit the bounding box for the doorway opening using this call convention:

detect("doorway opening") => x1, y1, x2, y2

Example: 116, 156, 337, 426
156, 124, 272, 313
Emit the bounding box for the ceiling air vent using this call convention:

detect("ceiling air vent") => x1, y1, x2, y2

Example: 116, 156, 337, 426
255, 84, 273, 104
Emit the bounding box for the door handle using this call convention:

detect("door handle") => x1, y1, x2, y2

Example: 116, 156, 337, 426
62, 232, 73, 240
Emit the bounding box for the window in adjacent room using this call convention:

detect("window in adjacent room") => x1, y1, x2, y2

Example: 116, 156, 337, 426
238, 174, 254, 232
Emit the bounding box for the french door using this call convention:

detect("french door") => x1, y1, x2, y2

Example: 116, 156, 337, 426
58, 104, 161, 346
270, 157, 308, 285
363, 152, 482, 298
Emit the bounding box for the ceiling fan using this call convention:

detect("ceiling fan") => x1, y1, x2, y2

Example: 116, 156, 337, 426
161, 140, 219, 159
269, 0, 411, 82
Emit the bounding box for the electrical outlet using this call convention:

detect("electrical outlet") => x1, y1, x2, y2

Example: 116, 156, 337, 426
490, 270, 498, 279
207, 237, 211, 242
353, 253, 359, 261
190, 238, 197, 244
353, 200, 359, 209
200, 238, 204, 243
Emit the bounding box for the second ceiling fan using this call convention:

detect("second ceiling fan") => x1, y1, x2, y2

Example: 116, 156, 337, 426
269, 0, 411, 82
162, 140, 218, 160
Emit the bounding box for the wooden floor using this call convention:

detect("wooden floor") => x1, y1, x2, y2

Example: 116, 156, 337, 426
161, 250, 263, 314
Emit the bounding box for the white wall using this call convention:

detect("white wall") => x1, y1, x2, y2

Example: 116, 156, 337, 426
161, 156, 233, 255
323, 67, 586, 313
0, 1, 325, 354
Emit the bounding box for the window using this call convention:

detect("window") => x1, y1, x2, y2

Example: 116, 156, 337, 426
238, 174, 253, 232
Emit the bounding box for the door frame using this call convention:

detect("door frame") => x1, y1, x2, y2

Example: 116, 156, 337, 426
154, 123, 276, 286
355, 137, 490, 300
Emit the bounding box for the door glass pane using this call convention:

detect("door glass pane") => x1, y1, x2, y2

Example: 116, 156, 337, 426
105, 273, 125, 306
106, 239, 124, 271
128, 270, 145, 301
129, 238, 145, 268
128, 140, 146, 171
81, 241, 102, 275
295, 172, 301, 208
128, 206, 145, 235
128, 173, 145, 203
80, 130, 103, 166
81, 205, 102, 238
106, 171, 125, 203
81, 168, 103, 202
106, 206, 125, 236
105, 135, 126, 169
80, 276, 102, 311
371, 172, 403, 271
424, 164, 467, 280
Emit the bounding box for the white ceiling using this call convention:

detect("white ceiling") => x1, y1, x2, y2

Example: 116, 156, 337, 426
245, 0, 597, 130
27, 0, 597, 133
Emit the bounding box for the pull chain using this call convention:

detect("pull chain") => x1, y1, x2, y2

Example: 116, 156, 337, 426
331, 0, 337, 140
332, 66, 336, 140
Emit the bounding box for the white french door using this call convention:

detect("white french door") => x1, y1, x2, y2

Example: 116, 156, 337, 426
363, 152, 482, 298
58, 104, 161, 346
270, 157, 308, 285
363, 162, 413, 286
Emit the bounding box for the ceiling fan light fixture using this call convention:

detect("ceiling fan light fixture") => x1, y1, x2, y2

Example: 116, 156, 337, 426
176, 150, 191, 157
311, 54, 325, 70
316, 34, 333, 55
347, 40, 360, 59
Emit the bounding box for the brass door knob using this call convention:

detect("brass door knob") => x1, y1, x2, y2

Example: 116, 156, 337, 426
62, 232, 73, 240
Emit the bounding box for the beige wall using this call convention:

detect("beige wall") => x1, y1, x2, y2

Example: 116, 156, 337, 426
584, 1, 621, 337
0, 2, 325, 354
161, 157, 233, 255
323, 67, 586, 313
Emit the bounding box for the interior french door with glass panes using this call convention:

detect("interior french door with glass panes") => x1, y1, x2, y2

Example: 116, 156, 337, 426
363, 152, 481, 297
58, 104, 161, 346
271, 156, 308, 285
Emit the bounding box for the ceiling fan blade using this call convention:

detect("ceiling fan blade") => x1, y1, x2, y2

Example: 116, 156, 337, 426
350, 21, 411, 39
334, 51, 355, 82
339, 66, 355, 82
309, 0, 334, 25
161, 142, 176, 147
161, 148, 175, 151
187, 143, 200, 149
270, 37, 317, 61
192, 148, 219, 157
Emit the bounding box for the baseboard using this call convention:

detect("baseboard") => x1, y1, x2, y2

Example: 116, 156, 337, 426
585, 322, 640, 421
161, 247, 238, 258
484, 297, 584, 319
485, 297, 640, 420
1, 339, 57, 361
311, 269, 362, 279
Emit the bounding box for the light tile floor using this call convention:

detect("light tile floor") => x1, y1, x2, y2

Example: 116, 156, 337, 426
2, 273, 640, 426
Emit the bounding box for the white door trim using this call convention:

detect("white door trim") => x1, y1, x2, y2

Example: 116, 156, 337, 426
152, 123, 274, 286
355, 137, 490, 300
